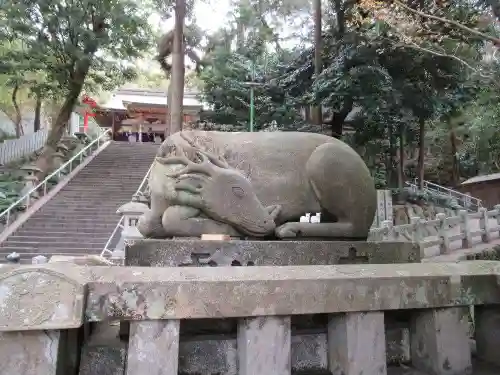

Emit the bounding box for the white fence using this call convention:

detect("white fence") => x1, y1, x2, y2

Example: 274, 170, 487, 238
0, 128, 49, 165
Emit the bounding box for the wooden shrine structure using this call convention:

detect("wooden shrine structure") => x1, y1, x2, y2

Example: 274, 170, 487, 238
85, 88, 204, 141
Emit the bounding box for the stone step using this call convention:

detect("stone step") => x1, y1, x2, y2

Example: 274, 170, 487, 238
18, 225, 118, 233
0, 250, 102, 260
13, 229, 115, 237
1, 141, 153, 260
1, 240, 107, 250
18, 220, 119, 229
39, 207, 122, 214
46, 196, 134, 202
30, 214, 118, 220
4, 235, 111, 244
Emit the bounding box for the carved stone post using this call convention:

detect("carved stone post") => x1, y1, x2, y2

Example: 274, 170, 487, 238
436, 213, 450, 254
0, 330, 62, 375
495, 204, 500, 238
328, 312, 387, 375
479, 207, 492, 243
475, 306, 500, 366
459, 210, 472, 249
0, 266, 85, 375
126, 320, 180, 375
237, 316, 291, 375
410, 307, 471, 375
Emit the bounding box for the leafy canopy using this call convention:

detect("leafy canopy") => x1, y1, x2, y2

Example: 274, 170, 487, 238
0, 0, 154, 96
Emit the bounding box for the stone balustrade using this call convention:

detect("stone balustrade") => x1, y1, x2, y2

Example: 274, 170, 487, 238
2, 261, 500, 374
369, 206, 500, 258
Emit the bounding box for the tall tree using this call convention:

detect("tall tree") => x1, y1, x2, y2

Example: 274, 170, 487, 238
313, 0, 323, 125
0, 0, 153, 175
169, 0, 187, 135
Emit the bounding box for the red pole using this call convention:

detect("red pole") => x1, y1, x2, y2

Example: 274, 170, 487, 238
84, 112, 89, 132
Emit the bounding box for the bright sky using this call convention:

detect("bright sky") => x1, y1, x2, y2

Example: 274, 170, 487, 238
160, 0, 232, 33
143, 0, 309, 72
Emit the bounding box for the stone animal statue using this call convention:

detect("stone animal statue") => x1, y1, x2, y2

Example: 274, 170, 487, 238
137, 130, 377, 240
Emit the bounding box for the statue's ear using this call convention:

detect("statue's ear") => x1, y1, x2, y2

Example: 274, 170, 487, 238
266, 205, 281, 221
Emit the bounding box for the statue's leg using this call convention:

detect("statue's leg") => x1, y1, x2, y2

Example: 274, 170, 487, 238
162, 205, 242, 238
137, 192, 168, 238
276, 143, 373, 240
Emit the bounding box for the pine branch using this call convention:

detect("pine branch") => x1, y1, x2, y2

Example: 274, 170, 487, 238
394, 0, 500, 46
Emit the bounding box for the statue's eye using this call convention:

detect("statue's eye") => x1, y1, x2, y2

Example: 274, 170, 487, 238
232, 186, 245, 198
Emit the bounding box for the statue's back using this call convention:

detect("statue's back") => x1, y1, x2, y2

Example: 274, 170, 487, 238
164, 131, 363, 221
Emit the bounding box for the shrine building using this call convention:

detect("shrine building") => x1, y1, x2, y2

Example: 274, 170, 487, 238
77, 87, 204, 141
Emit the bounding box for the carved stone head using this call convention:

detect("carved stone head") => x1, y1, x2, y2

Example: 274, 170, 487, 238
156, 148, 280, 236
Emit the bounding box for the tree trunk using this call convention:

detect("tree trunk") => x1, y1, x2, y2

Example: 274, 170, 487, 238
36, 36, 100, 178
34, 93, 42, 132
397, 124, 405, 191
486, 0, 500, 22
328, 100, 353, 138
417, 117, 425, 189
448, 118, 460, 186
166, 82, 172, 135
313, 0, 322, 125
386, 124, 397, 188
11, 83, 23, 138
167, 0, 186, 137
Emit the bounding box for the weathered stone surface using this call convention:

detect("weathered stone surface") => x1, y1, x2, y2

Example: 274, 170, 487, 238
0, 266, 85, 331
126, 239, 420, 267
84, 261, 499, 321
139, 130, 377, 240
79, 324, 126, 375
0, 330, 60, 375
238, 316, 291, 375
126, 320, 180, 375
328, 312, 387, 375
475, 306, 500, 367
411, 307, 472, 375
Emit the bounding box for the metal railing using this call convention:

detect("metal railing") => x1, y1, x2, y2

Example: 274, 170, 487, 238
101, 162, 154, 258
0, 129, 112, 227
405, 178, 482, 212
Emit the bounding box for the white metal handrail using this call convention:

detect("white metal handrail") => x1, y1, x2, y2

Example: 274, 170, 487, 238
101, 161, 154, 257
405, 178, 482, 211
0, 129, 112, 227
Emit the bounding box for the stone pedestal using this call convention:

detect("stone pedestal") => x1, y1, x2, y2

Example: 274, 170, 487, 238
238, 316, 291, 375
476, 306, 500, 367
125, 239, 420, 267
410, 307, 472, 375
126, 320, 180, 375
328, 312, 387, 375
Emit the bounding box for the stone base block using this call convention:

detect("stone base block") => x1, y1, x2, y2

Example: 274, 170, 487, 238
126, 239, 420, 267
79, 324, 126, 375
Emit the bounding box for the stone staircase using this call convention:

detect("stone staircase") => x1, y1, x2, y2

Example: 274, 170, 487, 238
0, 142, 158, 262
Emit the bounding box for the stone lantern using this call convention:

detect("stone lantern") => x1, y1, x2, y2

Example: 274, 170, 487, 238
116, 199, 149, 241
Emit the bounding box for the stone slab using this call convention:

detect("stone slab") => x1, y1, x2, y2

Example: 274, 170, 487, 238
83, 261, 500, 321
411, 307, 472, 375
79, 324, 126, 375
0, 266, 85, 331
328, 312, 387, 375
0, 330, 61, 375
125, 239, 421, 267
238, 316, 291, 375
126, 320, 180, 375
77, 323, 411, 375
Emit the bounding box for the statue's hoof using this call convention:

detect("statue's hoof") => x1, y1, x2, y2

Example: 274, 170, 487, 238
275, 223, 299, 238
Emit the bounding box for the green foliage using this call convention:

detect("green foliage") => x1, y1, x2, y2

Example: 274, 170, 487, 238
0, 0, 154, 98
200, 47, 303, 129
197, 0, 500, 189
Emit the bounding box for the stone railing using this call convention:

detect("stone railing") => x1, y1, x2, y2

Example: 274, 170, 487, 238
3, 261, 500, 374
369, 206, 500, 258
